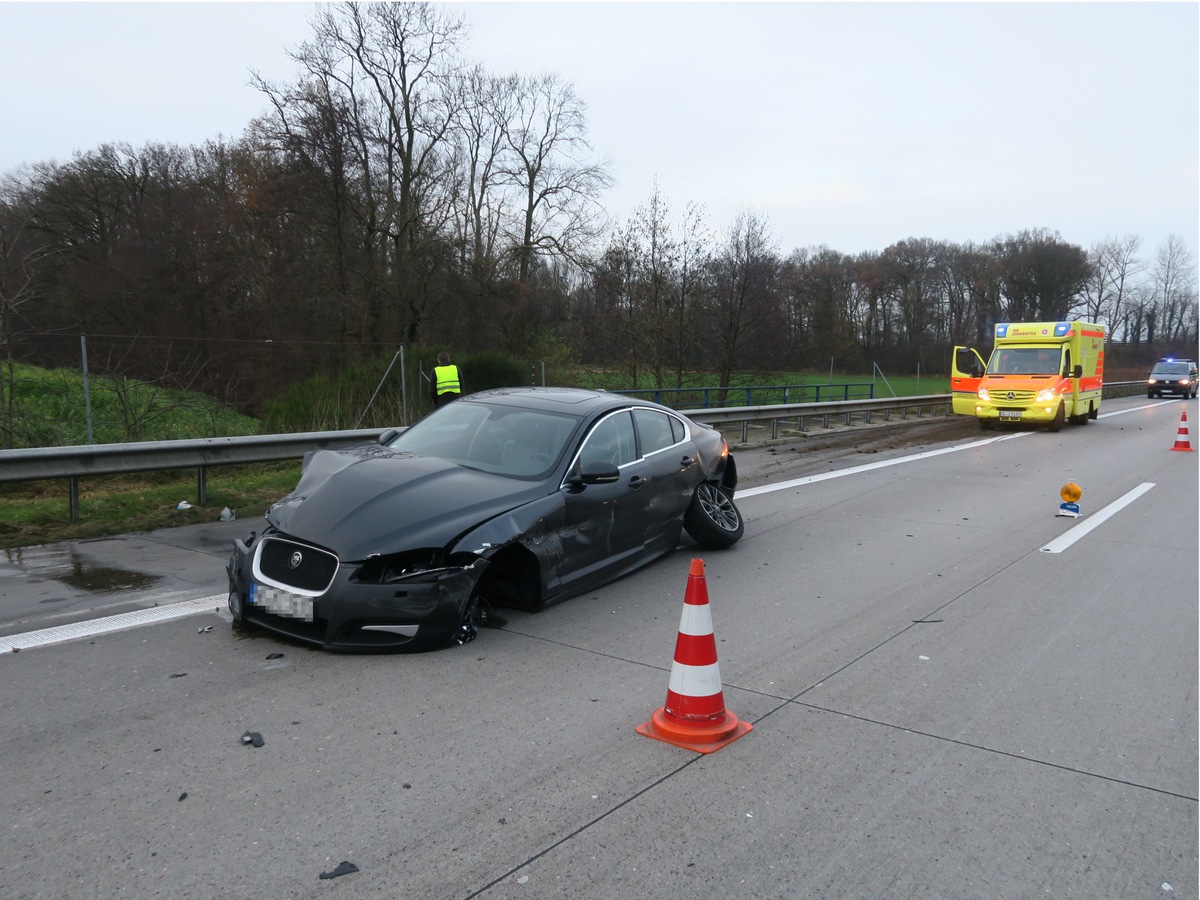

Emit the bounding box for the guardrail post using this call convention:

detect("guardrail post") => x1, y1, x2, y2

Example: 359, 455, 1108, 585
69, 476, 80, 522
197, 466, 208, 505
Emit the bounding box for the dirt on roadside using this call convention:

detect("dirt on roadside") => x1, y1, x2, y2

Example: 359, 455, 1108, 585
731, 415, 984, 488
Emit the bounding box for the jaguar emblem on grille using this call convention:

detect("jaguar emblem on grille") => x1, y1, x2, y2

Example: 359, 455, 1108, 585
288, 551, 303, 569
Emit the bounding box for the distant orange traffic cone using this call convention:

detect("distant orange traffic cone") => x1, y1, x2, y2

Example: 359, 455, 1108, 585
636, 558, 752, 754
1170, 410, 1194, 452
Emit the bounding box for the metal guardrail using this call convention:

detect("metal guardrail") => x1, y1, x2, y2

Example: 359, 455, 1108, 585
0, 428, 387, 522
681, 394, 952, 444
618, 381, 878, 406
0, 382, 1150, 521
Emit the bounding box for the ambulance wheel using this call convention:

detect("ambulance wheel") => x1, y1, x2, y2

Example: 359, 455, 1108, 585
1048, 403, 1064, 433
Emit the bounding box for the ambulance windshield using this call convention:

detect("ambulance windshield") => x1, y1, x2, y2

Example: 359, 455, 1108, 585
988, 348, 1061, 376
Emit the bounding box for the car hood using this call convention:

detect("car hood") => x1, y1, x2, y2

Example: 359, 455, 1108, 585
266, 445, 547, 560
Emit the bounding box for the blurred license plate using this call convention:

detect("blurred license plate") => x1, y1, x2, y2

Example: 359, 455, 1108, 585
999, 410, 1021, 419
249, 583, 314, 621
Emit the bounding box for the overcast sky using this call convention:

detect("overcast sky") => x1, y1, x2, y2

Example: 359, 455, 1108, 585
2, 2, 1196, 261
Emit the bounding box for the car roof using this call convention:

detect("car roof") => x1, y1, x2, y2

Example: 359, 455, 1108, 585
463, 386, 643, 416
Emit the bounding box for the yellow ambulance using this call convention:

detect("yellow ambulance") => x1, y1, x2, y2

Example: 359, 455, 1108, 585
951, 321, 1105, 432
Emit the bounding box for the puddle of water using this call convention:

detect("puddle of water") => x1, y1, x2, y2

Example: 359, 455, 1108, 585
4, 546, 163, 595
56, 564, 162, 594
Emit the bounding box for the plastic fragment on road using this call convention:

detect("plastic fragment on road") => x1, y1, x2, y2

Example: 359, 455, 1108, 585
241, 731, 265, 747
219, 507, 236, 521
319, 861, 359, 880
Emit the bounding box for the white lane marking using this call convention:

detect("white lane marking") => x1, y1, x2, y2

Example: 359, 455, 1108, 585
738, 401, 1165, 500
1040, 483, 1156, 554
737, 432, 1030, 498
1, 594, 227, 655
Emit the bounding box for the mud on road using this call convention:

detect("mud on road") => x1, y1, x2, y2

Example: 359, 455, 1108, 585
731, 414, 984, 488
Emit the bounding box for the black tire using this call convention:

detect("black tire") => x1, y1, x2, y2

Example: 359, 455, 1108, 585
1048, 402, 1064, 433
684, 482, 744, 550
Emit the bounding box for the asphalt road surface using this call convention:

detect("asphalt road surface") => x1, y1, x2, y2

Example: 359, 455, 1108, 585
1, 399, 1196, 899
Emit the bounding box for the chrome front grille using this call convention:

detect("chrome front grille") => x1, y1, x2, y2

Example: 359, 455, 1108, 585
995, 390, 1036, 404
255, 537, 338, 593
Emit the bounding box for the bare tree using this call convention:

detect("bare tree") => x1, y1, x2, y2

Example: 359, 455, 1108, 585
275, 1, 468, 344
499, 72, 613, 284
0, 178, 60, 447
704, 209, 779, 391
993, 228, 1093, 321
1149, 235, 1198, 347
1082, 235, 1144, 337
446, 65, 511, 282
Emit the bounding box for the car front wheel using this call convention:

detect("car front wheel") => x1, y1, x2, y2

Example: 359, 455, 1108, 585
684, 482, 745, 550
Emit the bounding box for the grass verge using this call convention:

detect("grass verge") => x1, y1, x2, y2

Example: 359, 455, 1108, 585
0, 462, 302, 550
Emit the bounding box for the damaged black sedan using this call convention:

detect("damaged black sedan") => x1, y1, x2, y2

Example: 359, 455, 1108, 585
227, 387, 743, 651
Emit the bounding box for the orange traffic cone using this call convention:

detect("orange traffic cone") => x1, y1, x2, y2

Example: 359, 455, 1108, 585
1170, 410, 1194, 452
636, 558, 752, 754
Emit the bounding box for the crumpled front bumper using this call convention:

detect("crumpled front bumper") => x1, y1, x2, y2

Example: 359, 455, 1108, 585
226, 535, 487, 652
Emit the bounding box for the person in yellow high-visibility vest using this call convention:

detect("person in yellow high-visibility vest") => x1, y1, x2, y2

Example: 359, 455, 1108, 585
432, 352, 463, 407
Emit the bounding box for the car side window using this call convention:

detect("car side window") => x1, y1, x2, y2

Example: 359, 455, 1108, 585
633, 408, 680, 456
670, 415, 686, 443
579, 412, 638, 468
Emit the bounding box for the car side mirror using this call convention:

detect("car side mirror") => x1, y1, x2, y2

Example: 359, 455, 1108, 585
567, 460, 620, 490
1072, 365, 1083, 378
378, 428, 400, 445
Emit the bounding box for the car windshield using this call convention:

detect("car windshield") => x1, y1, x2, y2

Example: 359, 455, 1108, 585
1152, 363, 1189, 376
988, 348, 1061, 376
387, 401, 581, 478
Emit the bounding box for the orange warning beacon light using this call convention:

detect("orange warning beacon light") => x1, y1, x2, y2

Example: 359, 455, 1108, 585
1057, 482, 1082, 518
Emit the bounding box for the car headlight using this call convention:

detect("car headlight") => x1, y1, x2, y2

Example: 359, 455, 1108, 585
1035, 388, 1056, 403
977, 388, 990, 401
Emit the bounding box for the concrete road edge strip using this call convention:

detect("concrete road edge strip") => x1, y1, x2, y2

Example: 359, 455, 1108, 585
1, 594, 227, 655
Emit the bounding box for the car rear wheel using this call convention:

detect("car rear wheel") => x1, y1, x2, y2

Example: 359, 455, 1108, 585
684, 482, 744, 550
